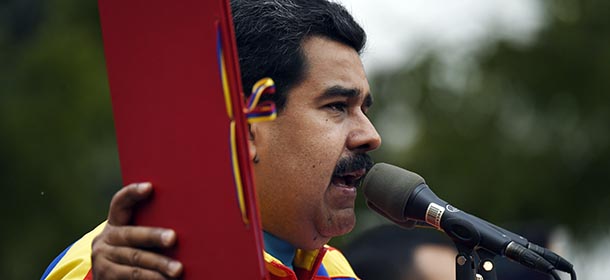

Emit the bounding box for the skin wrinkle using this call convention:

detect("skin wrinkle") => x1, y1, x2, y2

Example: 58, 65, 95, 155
80, 2, 372, 278
250, 36, 381, 250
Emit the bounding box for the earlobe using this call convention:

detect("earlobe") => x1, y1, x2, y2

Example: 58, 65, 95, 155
248, 124, 257, 163
249, 140, 257, 163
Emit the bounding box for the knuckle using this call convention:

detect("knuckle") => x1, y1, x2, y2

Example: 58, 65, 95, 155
114, 226, 137, 245
104, 227, 121, 245
91, 237, 106, 257
92, 236, 101, 251
131, 268, 141, 279
161, 258, 171, 271
110, 185, 136, 205
110, 188, 125, 204
122, 227, 143, 246
130, 250, 141, 265
91, 246, 101, 259
93, 265, 109, 280
122, 226, 133, 239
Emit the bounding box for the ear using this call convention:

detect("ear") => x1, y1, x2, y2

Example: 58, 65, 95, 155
248, 123, 258, 162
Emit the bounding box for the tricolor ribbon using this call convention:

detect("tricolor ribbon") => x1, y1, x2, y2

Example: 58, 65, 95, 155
244, 78, 277, 123
217, 25, 277, 224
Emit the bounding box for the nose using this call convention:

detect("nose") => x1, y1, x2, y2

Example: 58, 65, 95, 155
347, 113, 382, 153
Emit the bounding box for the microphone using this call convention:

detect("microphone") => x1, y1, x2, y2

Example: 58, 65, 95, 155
362, 163, 573, 276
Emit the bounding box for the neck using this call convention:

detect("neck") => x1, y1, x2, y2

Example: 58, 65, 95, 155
263, 231, 297, 270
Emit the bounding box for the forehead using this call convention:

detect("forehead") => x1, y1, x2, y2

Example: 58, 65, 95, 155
293, 36, 370, 101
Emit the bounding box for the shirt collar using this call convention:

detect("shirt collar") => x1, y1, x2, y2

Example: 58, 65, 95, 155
263, 231, 296, 270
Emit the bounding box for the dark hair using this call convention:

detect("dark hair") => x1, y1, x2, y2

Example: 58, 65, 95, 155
230, 0, 366, 111
342, 225, 455, 280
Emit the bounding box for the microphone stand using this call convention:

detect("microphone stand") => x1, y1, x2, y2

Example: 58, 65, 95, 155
476, 249, 498, 280
455, 244, 477, 280
454, 243, 498, 280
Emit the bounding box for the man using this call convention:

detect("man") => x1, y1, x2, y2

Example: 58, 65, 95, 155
343, 225, 457, 280
42, 0, 381, 279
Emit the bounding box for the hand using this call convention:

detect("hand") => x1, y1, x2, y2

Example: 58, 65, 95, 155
91, 183, 183, 279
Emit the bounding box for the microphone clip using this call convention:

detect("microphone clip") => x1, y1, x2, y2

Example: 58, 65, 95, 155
453, 243, 499, 280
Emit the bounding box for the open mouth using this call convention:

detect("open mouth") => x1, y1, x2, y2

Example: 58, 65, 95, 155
331, 169, 367, 188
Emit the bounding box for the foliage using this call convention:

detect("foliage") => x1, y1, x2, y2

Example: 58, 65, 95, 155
359, 0, 610, 243
0, 1, 119, 279
1, 0, 608, 279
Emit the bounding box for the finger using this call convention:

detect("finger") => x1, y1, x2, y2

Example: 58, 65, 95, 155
105, 225, 177, 249
108, 182, 153, 225
92, 256, 175, 280
104, 246, 183, 278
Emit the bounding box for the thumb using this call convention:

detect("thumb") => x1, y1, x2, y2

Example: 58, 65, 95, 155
107, 182, 153, 225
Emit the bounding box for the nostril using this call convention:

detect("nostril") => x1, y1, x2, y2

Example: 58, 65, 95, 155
355, 140, 379, 152
357, 143, 372, 151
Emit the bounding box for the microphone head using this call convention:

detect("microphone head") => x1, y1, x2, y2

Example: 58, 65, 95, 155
362, 163, 426, 227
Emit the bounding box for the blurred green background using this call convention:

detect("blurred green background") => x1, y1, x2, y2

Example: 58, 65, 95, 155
1, 0, 608, 279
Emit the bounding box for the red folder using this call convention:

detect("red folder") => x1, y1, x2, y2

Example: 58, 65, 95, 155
98, 0, 266, 278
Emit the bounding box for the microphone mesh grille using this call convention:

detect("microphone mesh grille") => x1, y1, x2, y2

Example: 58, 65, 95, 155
362, 163, 425, 221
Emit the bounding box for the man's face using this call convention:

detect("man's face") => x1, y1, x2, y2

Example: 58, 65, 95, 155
250, 36, 381, 250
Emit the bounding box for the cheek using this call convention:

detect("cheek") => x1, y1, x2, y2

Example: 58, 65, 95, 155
263, 114, 348, 190
285, 118, 343, 158
301, 129, 345, 171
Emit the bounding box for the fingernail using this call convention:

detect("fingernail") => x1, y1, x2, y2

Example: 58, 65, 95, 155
162, 230, 174, 246
136, 182, 151, 193
168, 260, 182, 276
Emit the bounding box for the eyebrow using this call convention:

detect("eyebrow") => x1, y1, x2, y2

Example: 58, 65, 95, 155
317, 85, 374, 107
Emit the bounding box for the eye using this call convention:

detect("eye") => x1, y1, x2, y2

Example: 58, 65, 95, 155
325, 102, 348, 113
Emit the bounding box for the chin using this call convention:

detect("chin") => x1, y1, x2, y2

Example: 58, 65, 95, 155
334, 219, 356, 236
317, 210, 356, 240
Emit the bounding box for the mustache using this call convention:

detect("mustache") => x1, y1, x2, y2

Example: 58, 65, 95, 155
332, 153, 374, 177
